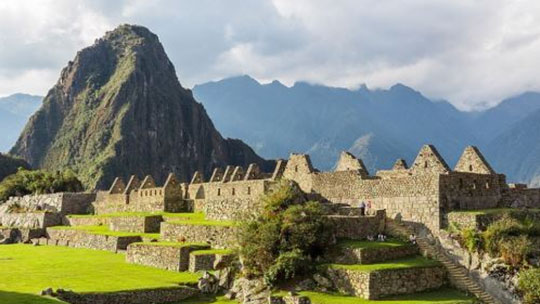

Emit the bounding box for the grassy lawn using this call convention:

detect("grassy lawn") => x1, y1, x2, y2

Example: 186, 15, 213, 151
167, 219, 237, 227
67, 211, 206, 220
191, 249, 234, 255
337, 238, 409, 249
329, 256, 440, 272
180, 295, 237, 304
297, 288, 474, 304
0, 244, 200, 303
47, 225, 160, 239
131, 241, 209, 248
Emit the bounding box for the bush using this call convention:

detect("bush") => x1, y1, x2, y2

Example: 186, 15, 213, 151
518, 268, 540, 304
499, 235, 531, 266
0, 168, 83, 202
482, 215, 523, 257
461, 228, 481, 253
238, 181, 334, 286
264, 249, 311, 286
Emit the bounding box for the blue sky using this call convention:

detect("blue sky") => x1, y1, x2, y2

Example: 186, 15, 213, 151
1, 0, 540, 110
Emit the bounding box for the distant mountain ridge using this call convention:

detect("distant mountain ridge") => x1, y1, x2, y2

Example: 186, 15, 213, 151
10, 25, 271, 189
193, 75, 540, 185
0, 94, 42, 152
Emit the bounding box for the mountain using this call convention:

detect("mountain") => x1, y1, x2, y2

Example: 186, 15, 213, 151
11, 25, 271, 189
193, 76, 477, 173
485, 108, 540, 186
0, 94, 42, 152
193, 76, 540, 185
0, 153, 30, 181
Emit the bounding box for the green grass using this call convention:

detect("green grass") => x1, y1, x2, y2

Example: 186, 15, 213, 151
294, 288, 474, 304
67, 211, 205, 220
191, 249, 234, 256
47, 225, 159, 239
451, 208, 540, 215
329, 256, 440, 272
0, 244, 200, 304
167, 219, 237, 227
337, 238, 409, 250
131, 241, 209, 248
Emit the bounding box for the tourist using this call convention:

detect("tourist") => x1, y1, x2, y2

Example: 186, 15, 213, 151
359, 201, 366, 216
366, 200, 372, 215
377, 233, 386, 242
409, 234, 417, 245
367, 235, 374, 241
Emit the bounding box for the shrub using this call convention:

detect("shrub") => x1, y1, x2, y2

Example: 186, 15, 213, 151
482, 215, 523, 257
238, 181, 333, 285
518, 268, 540, 304
461, 228, 481, 253
0, 168, 83, 202
499, 235, 531, 267
264, 249, 311, 286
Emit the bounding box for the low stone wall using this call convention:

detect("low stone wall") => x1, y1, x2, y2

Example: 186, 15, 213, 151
2, 193, 95, 215
188, 251, 236, 272
109, 216, 163, 233
47, 229, 141, 252
327, 210, 385, 240
56, 286, 199, 304
126, 243, 209, 271
328, 244, 418, 265
326, 265, 446, 299
64, 216, 109, 227
0, 212, 61, 229
160, 223, 238, 249
0, 227, 45, 243
448, 209, 540, 231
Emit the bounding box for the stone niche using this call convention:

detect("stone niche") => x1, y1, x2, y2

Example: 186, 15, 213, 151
326, 265, 447, 299
109, 215, 163, 233
126, 243, 210, 271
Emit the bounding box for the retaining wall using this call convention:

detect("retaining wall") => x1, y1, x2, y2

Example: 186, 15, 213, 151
126, 243, 209, 271
56, 286, 199, 304
47, 229, 141, 252
160, 223, 238, 249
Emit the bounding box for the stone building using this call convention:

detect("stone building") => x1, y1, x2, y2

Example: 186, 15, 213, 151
95, 144, 540, 233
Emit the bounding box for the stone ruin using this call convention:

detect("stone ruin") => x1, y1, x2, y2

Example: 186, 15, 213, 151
0, 144, 538, 304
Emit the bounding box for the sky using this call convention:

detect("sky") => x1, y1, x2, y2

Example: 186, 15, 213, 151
1, 0, 540, 110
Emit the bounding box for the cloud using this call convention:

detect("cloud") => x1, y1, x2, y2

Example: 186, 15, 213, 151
1, 0, 540, 110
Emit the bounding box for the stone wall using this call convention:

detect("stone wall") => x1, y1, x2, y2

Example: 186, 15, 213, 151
502, 187, 540, 208
109, 215, 162, 233
448, 209, 540, 231
160, 222, 238, 249
0, 212, 61, 229
326, 265, 446, 299
202, 180, 271, 220
327, 210, 385, 240
2, 193, 95, 215
56, 286, 199, 304
126, 243, 209, 271
328, 244, 418, 265
64, 216, 109, 227
47, 228, 141, 252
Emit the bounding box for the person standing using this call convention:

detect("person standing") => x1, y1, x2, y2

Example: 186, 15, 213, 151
359, 201, 366, 216
366, 200, 372, 215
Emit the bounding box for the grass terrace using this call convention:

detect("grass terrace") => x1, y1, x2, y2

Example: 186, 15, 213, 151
47, 225, 160, 239
166, 219, 237, 227
328, 256, 441, 272
130, 241, 209, 248
0, 244, 200, 304
191, 249, 234, 256
337, 238, 410, 250
271, 288, 475, 304
67, 211, 206, 220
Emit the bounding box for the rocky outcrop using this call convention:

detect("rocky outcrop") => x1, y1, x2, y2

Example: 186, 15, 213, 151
0, 153, 29, 182
11, 24, 272, 189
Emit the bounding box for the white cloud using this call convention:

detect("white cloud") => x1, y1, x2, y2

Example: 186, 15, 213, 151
1, 0, 540, 110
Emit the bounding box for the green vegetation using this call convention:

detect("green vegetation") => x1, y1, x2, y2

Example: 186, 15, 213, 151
167, 219, 236, 227
238, 180, 334, 286
131, 241, 208, 248
0, 168, 83, 202
518, 267, 540, 304
67, 211, 205, 220
293, 288, 474, 304
191, 249, 234, 256
48, 225, 159, 239
337, 238, 408, 250
0, 244, 199, 303
329, 256, 440, 272
0, 153, 29, 182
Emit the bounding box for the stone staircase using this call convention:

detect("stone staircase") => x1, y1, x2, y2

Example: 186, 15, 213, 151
385, 220, 499, 304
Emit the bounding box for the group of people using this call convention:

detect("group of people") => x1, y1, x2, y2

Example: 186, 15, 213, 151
358, 200, 372, 216
366, 233, 388, 242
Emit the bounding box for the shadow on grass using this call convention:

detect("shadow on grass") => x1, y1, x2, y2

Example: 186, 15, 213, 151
172, 295, 235, 304
0, 291, 64, 304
